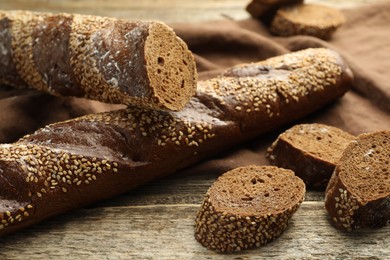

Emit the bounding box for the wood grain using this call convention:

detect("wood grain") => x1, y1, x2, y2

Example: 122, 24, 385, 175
0, 172, 389, 259
0, 0, 386, 22
0, 0, 388, 259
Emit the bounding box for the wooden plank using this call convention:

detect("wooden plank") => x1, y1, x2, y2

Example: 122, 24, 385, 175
91, 172, 326, 207
0, 0, 251, 22
0, 202, 388, 259
0, 0, 387, 22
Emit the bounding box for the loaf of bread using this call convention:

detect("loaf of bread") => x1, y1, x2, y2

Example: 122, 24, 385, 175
266, 124, 355, 189
270, 3, 345, 39
0, 10, 197, 111
325, 131, 389, 231
0, 48, 352, 236
246, 0, 303, 18
195, 165, 305, 252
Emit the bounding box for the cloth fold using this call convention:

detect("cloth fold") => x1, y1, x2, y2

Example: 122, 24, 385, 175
172, 2, 390, 111
0, 3, 389, 179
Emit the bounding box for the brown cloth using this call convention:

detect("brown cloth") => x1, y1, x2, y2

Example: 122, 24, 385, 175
0, 3, 389, 180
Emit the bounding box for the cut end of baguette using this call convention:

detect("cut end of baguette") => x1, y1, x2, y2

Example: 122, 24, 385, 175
325, 130, 390, 231
246, 0, 304, 18
338, 131, 390, 203
209, 165, 305, 216
271, 3, 345, 39
145, 22, 197, 111
270, 124, 355, 165
195, 165, 305, 252
266, 124, 355, 188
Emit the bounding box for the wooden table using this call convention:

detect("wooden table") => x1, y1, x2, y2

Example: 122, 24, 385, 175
0, 1, 389, 259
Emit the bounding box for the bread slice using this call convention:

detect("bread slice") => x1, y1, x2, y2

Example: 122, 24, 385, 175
195, 165, 305, 252
325, 130, 390, 231
266, 124, 355, 189
246, 0, 303, 18
270, 3, 345, 39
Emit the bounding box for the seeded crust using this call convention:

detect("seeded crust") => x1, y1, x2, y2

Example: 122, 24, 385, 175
0, 48, 352, 236
246, 0, 303, 18
325, 131, 390, 231
271, 3, 346, 39
266, 124, 355, 189
195, 165, 305, 252
0, 10, 197, 111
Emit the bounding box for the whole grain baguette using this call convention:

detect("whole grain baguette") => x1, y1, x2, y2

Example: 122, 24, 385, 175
195, 165, 305, 252
0, 10, 197, 111
266, 123, 356, 189
0, 48, 352, 236
325, 131, 390, 231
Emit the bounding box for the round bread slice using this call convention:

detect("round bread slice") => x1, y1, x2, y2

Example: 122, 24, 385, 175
325, 130, 390, 231
195, 165, 305, 252
270, 3, 345, 39
246, 0, 303, 18
266, 124, 355, 189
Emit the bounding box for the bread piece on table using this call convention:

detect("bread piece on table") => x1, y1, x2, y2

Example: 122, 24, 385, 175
325, 131, 390, 231
0, 10, 197, 111
266, 124, 355, 189
246, 0, 303, 18
0, 48, 352, 236
195, 165, 305, 252
270, 3, 346, 39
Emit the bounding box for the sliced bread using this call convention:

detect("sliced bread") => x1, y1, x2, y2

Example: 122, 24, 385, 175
246, 0, 303, 18
325, 130, 390, 231
270, 3, 346, 39
194, 165, 305, 252
266, 123, 355, 189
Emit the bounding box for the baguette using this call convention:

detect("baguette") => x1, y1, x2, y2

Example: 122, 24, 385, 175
325, 131, 390, 231
0, 48, 352, 236
0, 10, 197, 111
195, 165, 305, 252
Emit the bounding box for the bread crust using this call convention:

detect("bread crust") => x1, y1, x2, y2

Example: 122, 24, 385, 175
194, 165, 305, 252
246, 0, 303, 18
270, 3, 345, 39
325, 131, 390, 231
0, 10, 197, 111
266, 124, 355, 189
0, 48, 352, 236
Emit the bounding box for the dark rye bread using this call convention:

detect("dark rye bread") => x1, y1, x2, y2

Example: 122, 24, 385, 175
270, 3, 346, 39
0, 10, 197, 111
246, 0, 303, 18
266, 124, 356, 189
325, 131, 390, 231
195, 165, 305, 252
0, 48, 352, 236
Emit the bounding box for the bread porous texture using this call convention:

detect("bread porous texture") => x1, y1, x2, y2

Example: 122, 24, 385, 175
145, 22, 197, 111
325, 130, 390, 231
266, 123, 355, 189
195, 165, 305, 253
271, 3, 345, 39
